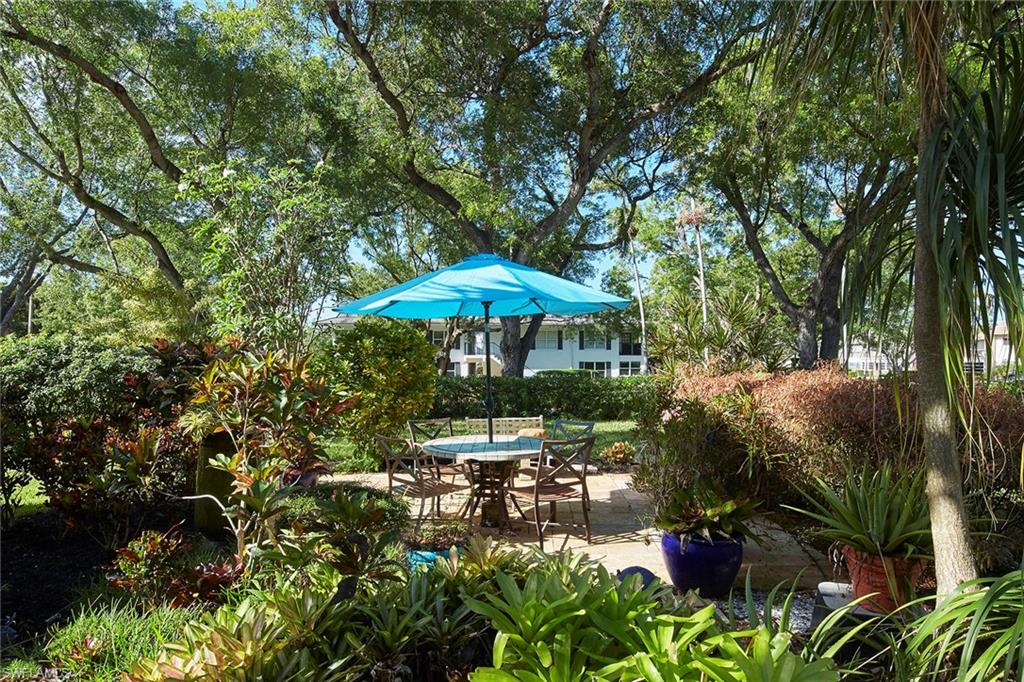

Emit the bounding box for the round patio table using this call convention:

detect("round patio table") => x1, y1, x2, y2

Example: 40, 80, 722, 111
422, 434, 542, 528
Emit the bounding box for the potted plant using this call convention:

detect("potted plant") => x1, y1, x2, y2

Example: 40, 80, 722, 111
655, 484, 760, 597
786, 464, 931, 613
405, 519, 469, 570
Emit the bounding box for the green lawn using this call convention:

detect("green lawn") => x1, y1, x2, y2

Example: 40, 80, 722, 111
325, 419, 638, 473
11, 476, 48, 518
590, 420, 636, 454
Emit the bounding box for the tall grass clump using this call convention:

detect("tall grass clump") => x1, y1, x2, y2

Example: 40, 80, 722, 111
44, 600, 199, 680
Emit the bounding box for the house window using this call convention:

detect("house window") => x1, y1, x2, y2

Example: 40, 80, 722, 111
428, 330, 445, 346
579, 361, 611, 377
467, 362, 478, 375
446, 363, 460, 377
619, 361, 642, 376
619, 334, 642, 356
578, 331, 610, 350
465, 333, 479, 355
534, 330, 560, 350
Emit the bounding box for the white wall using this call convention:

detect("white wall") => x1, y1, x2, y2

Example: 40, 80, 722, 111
445, 328, 644, 377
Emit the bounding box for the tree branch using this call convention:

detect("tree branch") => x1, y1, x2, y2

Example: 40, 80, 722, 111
526, 18, 770, 253
2, 9, 184, 183
772, 201, 827, 253
325, 0, 492, 252
718, 171, 799, 318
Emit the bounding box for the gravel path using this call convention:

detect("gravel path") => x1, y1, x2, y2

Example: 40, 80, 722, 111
713, 590, 818, 634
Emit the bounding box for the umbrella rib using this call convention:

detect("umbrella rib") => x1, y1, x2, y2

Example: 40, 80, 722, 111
372, 300, 400, 316
510, 297, 547, 315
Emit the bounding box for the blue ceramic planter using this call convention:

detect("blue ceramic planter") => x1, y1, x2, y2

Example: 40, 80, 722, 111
660, 532, 743, 597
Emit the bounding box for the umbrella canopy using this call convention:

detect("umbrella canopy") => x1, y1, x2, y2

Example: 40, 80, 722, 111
336, 254, 630, 318
335, 253, 631, 442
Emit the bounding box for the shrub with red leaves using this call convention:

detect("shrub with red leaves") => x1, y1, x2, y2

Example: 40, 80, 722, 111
108, 525, 240, 608
18, 340, 220, 537
656, 365, 1024, 506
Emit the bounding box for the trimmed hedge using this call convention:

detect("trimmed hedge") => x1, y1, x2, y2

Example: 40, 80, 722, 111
638, 366, 1024, 509
433, 374, 654, 421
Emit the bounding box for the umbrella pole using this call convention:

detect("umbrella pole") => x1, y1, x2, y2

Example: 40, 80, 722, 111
483, 301, 494, 443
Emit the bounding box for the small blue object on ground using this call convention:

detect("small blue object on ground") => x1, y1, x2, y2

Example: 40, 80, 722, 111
407, 549, 450, 569
617, 566, 657, 588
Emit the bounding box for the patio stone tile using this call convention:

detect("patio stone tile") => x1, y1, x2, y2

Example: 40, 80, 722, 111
330, 471, 830, 591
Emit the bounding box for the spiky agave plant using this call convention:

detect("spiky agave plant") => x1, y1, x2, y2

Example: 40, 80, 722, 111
785, 463, 932, 559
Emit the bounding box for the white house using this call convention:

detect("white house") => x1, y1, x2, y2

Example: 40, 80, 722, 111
321, 314, 646, 377
842, 321, 1017, 376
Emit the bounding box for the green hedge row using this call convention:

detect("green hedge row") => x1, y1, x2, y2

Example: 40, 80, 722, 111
432, 374, 655, 421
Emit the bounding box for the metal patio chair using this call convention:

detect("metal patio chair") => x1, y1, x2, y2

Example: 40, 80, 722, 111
507, 436, 595, 550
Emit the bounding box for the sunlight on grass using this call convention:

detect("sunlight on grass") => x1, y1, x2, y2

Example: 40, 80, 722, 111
13, 477, 48, 518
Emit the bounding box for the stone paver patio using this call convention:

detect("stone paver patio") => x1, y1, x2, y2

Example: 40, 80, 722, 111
335, 471, 832, 590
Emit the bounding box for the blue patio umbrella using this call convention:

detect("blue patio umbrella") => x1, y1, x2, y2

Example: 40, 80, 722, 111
335, 253, 630, 441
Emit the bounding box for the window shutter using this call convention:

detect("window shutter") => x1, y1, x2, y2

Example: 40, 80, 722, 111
606, 336, 612, 351
557, 330, 563, 350
578, 330, 584, 350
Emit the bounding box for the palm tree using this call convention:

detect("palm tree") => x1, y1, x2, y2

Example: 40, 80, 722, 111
768, 2, 1024, 595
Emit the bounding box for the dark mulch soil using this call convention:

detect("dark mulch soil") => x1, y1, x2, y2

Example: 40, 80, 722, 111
1, 503, 195, 648
0, 512, 113, 645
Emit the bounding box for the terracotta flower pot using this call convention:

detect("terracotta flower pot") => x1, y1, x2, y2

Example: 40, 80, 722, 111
842, 545, 924, 613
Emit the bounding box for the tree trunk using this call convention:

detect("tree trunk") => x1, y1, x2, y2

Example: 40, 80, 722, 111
795, 312, 819, 369
818, 272, 843, 362
909, 0, 977, 595
436, 318, 462, 376
498, 315, 544, 377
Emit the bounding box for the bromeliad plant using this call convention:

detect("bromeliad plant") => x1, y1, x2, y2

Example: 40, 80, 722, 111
655, 483, 761, 544
786, 463, 931, 559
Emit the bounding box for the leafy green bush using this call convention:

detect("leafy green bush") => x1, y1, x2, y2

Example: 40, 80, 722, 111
44, 600, 199, 680
903, 567, 1024, 680
433, 373, 654, 421
464, 554, 841, 681
0, 334, 153, 428
314, 319, 436, 459
187, 348, 355, 473
0, 335, 151, 527
130, 537, 526, 680
633, 384, 758, 522
0, 337, 210, 535
281, 483, 410, 539
131, 539, 852, 681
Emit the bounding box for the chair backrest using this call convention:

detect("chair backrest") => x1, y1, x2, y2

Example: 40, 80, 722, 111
536, 436, 595, 487
464, 416, 544, 436
408, 418, 453, 444
550, 419, 595, 441
376, 435, 433, 487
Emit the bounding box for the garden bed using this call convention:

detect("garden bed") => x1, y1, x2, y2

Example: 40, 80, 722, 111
1, 511, 113, 645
